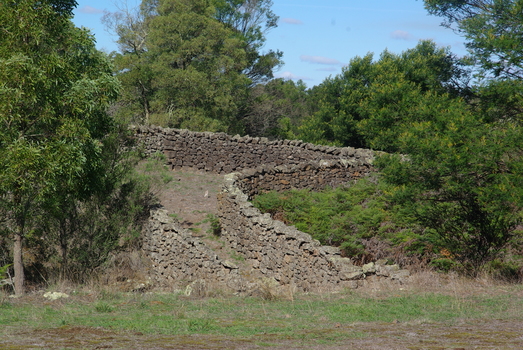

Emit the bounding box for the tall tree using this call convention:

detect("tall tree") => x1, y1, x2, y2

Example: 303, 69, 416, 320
299, 40, 468, 151
146, 0, 250, 132
423, 0, 523, 124
104, 0, 282, 131
377, 104, 523, 274
102, 0, 155, 124
213, 0, 283, 84
0, 0, 120, 294
243, 79, 310, 138
424, 0, 523, 80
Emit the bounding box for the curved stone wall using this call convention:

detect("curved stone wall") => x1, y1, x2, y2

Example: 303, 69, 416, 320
137, 126, 409, 293
133, 125, 373, 174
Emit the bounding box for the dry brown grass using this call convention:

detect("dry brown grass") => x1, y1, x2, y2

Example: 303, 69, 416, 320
354, 268, 523, 301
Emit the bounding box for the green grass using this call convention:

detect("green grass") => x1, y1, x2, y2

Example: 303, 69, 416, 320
1, 288, 523, 339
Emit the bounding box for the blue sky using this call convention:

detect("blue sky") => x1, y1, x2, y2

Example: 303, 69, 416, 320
72, 0, 466, 87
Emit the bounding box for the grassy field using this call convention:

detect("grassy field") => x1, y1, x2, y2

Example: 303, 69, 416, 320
2, 273, 523, 349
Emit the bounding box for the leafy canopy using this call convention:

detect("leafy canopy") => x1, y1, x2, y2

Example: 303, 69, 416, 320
424, 0, 523, 80
105, 0, 282, 132
299, 40, 468, 151
0, 0, 150, 291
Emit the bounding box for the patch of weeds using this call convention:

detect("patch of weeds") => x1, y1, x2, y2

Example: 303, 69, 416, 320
168, 213, 182, 221
229, 251, 245, 262
187, 318, 215, 332
139, 300, 149, 309
192, 210, 208, 214
189, 227, 202, 234
94, 302, 114, 313
135, 152, 175, 193
203, 214, 221, 236
99, 290, 121, 301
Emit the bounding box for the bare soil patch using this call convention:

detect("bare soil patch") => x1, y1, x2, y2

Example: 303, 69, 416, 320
3, 320, 523, 349
156, 169, 223, 235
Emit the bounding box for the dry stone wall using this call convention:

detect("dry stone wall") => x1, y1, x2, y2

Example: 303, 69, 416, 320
133, 125, 369, 174
217, 157, 391, 291
142, 209, 244, 291
137, 126, 409, 293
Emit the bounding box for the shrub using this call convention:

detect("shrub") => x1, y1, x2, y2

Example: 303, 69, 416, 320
252, 177, 424, 259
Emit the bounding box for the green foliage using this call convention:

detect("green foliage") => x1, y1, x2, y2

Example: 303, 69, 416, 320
94, 302, 115, 313
252, 178, 423, 258
294, 27, 523, 274
423, 0, 523, 123
187, 318, 215, 332
0, 0, 123, 293
106, 0, 282, 133
213, 0, 282, 85
0, 264, 10, 280
299, 40, 468, 151
424, 0, 523, 80
377, 105, 523, 274
146, 0, 250, 132
243, 79, 311, 138
0, 263, 12, 287
0, 0, 154, 288
473, 79, 523, 123
204, 214, 222, 236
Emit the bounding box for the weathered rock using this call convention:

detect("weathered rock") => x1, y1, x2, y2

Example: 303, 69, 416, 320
43, 292, 69, 300
391, 269, 410, 280
340, 266, 365, 280
362, 262, 376, 274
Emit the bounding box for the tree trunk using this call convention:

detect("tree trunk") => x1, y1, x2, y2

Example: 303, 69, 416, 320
13, 233, 24, 296
139, 80, 150, 124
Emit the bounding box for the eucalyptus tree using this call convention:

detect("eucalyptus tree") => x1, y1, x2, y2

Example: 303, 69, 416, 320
214, 0, 283, 84
0, 0, 120, 294
105, 0, 282, 131
424, 0, 523, 80
424, 0, 523, 122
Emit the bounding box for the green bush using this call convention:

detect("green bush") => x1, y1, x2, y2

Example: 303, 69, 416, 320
253, 176, 523, 278
252, 177, 424, 259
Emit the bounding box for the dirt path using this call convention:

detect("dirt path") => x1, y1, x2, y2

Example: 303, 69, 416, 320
156, 169, 224, 235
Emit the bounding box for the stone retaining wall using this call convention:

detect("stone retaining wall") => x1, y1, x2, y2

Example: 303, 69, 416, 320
216, 157, 391, 291
133, 125, 372, 174
142, 209, 244, 291
137, 126, 409, 293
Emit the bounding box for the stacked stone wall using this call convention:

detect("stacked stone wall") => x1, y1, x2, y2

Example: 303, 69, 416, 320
142, 209, 244, 291
217, 157, 385, 291
137, 126, 409, 292
133, 125, 370, 174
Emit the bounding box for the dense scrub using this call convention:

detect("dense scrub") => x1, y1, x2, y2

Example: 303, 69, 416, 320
252, 177, 523, 279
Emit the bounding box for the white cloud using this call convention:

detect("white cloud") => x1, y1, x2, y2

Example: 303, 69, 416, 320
276, 71, 312, 81
390, 30, 414, 41
281, 18, 303, 25
79, 5, 103, 14
300, 55, 343, 66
